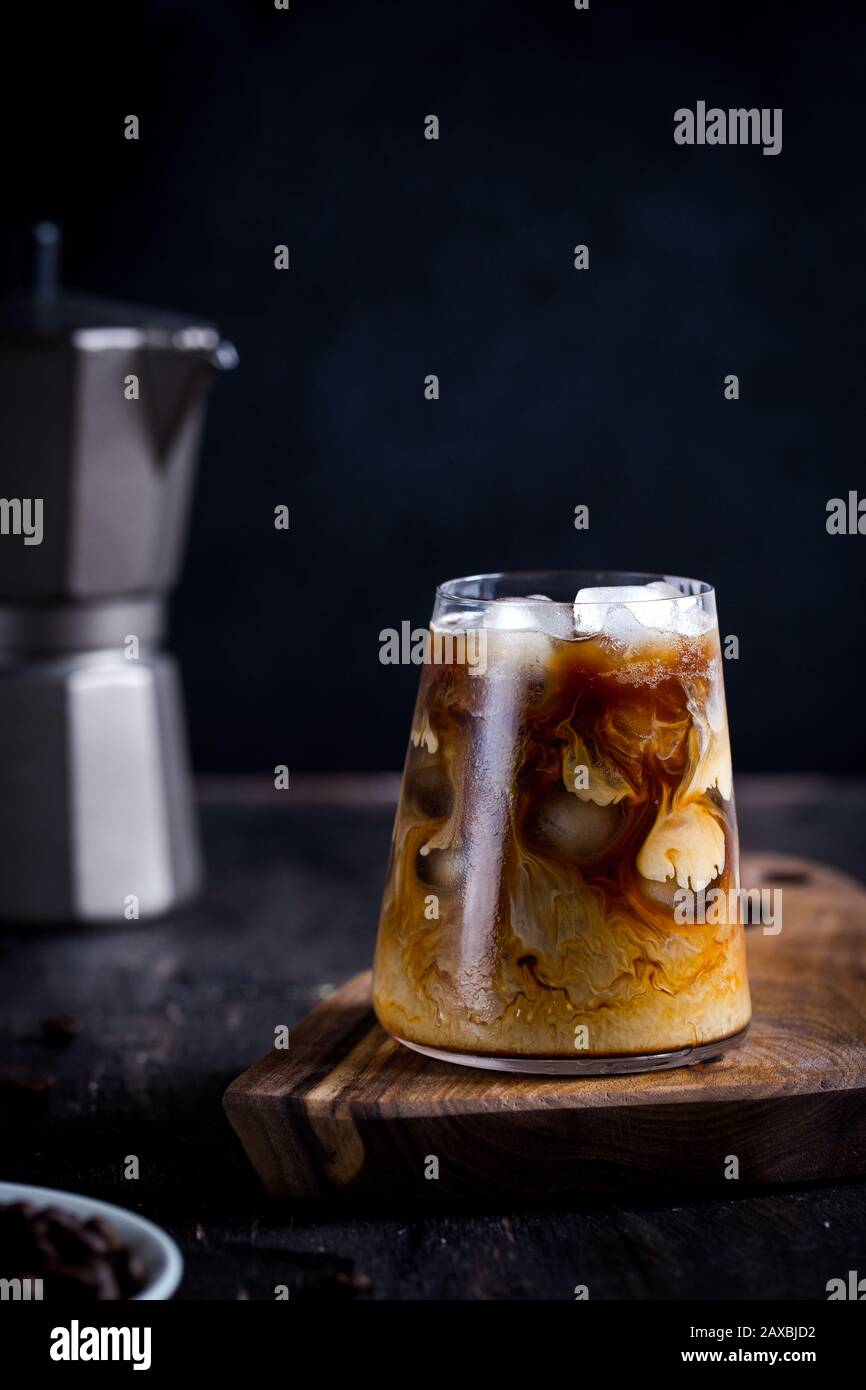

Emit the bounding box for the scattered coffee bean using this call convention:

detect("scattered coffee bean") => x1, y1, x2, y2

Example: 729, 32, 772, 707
0, 1201, 148, 1300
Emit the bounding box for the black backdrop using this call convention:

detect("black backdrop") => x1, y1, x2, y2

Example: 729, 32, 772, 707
4, 0, 865, 772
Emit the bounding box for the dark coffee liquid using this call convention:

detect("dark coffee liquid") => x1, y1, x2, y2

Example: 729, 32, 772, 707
373, 623, 750, 1058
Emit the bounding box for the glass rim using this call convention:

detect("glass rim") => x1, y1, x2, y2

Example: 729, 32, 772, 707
436, 570, 715, 608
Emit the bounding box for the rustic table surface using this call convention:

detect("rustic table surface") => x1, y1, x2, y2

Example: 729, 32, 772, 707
2, 774, 865, 1301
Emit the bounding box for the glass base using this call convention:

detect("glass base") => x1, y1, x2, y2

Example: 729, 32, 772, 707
394, 1024, 750, 1076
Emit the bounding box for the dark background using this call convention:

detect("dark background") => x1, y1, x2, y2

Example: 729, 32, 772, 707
4, 0, 865, 772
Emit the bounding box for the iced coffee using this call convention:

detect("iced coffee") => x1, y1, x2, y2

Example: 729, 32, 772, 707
372, 572, 751, 1074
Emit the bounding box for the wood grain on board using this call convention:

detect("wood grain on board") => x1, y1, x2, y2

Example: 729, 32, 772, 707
224, 854, 866, 1199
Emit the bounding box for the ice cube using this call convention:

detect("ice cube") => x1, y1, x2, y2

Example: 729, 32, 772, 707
416, 844, 464, 892
480, 596, 557, 632
645, 581, 715, 636
573, 586, 655, 637
675, 601, 715, 638
433, 598, 569, 674
533, 789, 622, 859
599, 602, 656, 646
483, 597, 544, 630
483, 596, 574, 641
706, 677, 726, 734
574, 582, 713, 641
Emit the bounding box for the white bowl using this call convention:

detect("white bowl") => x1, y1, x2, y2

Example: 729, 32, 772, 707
0, 1181, 183, 1301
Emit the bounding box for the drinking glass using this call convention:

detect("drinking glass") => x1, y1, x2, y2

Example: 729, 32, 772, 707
372, 571, 751, 1074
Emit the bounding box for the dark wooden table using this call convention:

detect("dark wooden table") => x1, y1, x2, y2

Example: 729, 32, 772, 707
2, 774, 865, 1300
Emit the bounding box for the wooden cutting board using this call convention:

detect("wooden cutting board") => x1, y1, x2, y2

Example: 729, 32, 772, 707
224, 854, 866, 1199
